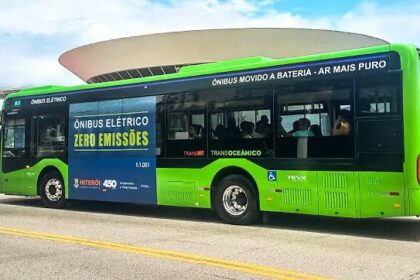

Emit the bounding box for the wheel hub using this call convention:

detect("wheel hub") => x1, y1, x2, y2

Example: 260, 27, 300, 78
45, 179, 63, 202
49, 185, 57, 195
222, 185, 248, 216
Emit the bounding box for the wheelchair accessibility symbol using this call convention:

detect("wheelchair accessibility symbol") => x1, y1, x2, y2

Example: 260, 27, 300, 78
267, 171, 277, 181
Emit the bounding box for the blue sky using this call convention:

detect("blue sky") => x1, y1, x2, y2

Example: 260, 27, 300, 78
253, 0, 360, 17
267, 0, 388, 17
0, 0, 419, 88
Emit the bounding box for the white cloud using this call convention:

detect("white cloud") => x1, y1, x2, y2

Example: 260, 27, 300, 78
1, 0, 329, 88
335, 1, 420, 45
0, 0, 332, 44
0, 0, 419, 88
0, 52, 82, 88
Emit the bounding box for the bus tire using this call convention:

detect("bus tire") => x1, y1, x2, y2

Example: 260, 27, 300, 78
39, 171, 66, 208
214, 174, 259, 225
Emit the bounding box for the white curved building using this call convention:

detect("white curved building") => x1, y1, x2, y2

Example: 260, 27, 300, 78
59, 28, 388, 84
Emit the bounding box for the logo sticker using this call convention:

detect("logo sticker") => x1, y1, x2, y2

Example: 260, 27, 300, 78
287, 175, 307, 182
267, 171, 277, 181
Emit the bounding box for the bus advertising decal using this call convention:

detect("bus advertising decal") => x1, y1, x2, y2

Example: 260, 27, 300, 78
210, 54, 389, 87
30, 96, 67, 105
210, 149, 263, 157
68, 96, 157, 204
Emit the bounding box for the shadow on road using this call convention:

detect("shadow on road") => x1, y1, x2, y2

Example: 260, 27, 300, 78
1, 196, 419, 242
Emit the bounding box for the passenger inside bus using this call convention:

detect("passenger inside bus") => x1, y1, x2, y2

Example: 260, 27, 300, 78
214, 124, 225, 139
189, 124, 203, 139
332, 109, 352, 136
240, 121, 254, 138
292, 118, 315, 137
278, 117, 315, 137
212, 118, 241, 139
226, 118, 241, 138
277, 117, 296, 137
290, 120, 300, 135
254, 115, 271, 138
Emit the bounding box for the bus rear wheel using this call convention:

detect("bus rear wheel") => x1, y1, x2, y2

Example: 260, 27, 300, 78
40, 171, 66, 208
214, 175, 259, 225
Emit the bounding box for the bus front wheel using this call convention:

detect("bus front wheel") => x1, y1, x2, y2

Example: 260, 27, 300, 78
214, 175, 259, 225
40, 171, 66, 208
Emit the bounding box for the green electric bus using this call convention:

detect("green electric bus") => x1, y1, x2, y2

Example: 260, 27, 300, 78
1, 43, 419, 224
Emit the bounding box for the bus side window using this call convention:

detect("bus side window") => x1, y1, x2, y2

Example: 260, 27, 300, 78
208, 86, 274, 158
167, 112, 205, 140
276, 78, 354, 159
356, 73, 400, 116
37, 115, 66, 157
166, 92, 206, 158
355, 73, 403, 156
3, 118, 26, 158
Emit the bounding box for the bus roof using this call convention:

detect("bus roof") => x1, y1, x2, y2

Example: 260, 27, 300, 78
5, 43, 415, 101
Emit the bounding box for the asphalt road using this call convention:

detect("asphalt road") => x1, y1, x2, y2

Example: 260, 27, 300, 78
1, 194, 420, 280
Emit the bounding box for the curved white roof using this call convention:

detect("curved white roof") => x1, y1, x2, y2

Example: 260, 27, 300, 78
59, 28, 389, 83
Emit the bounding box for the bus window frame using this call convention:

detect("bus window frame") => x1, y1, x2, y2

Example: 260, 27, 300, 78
274, 76, 356, 159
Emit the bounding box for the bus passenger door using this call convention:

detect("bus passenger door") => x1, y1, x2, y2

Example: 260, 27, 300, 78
2, 115, 34, 195
160, 92, 207, 207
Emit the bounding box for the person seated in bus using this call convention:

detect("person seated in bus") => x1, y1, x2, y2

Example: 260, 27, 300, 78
254, 122, 267, 138
292, 118, 314, 137
277, 116, 287, 137
290, 120, 300, 134
240, 121, 254, 138
278, 117, 298, 137
189, 124, 203, 139
225, 117, 241, 138
188, 125, 197, 139
332, 109, 352, 136
309, 124, 322, 137
257, 115, 270, 130
254, 120, 269, 138
255, 115, 271, 138
213, 124, 225, 139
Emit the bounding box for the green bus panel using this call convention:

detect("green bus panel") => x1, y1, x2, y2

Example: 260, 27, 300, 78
157, 159, 268, 209
2, 168, 27, 195
156, 161, 407, 219
0, 157, 412, 220
1, 159, 68, 198
157, 168, 204, 207
275, 171, 319, 215
317, 171, 357, 217
358, 172, 405, 217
